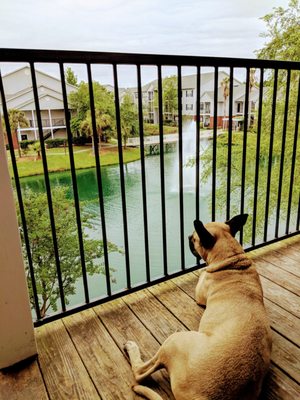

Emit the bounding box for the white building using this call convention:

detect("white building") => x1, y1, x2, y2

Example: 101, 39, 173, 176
130, 71, 259, 128
0, 66, 77, 143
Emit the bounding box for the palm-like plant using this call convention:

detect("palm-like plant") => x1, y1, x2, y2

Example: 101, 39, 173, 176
221, 77, 230, 129
2, 109, 29, 158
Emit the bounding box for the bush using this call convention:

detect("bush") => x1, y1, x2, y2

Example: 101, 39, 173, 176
20, 140, 36, 149
46, 138, 67, 148
72, 135, 92, 146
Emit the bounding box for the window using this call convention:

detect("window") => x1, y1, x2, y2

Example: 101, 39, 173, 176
201, 102, 211, 113
186, 104, 193, 111
186, 89, 193, 97
237, 101, 243, 114
21, 134, 28, 141
148, 91, 154, 101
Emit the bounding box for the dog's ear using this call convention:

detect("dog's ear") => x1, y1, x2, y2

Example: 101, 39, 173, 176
193, 220, 215, 249
226, 214, 248, 237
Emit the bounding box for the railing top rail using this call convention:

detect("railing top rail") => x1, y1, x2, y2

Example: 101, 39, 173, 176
0, 48, 300, 70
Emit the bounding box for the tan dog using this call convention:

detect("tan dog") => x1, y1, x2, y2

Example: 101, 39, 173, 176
125, 214, 272, 400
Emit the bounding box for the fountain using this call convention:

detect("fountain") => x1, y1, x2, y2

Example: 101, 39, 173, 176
170, 120, 198, 193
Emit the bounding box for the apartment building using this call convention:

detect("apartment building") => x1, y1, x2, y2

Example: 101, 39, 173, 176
130, 71, 259, 128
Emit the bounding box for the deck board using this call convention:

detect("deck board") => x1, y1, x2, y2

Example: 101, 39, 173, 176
1, 236, 299, 399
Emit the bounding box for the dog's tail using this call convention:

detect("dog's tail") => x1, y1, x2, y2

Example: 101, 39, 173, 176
133, 384, 164, 400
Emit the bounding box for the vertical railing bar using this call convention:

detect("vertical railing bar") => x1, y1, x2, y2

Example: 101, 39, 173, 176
112, 63, 131, 290
264, 69, 278, 242
86, 64, 111, 296
252, 68, 264, 246
157, 65, 168, 276
59, 63, 89, 303
212, 67, 218, 222
240, 67, 250, 245
297, 194, 300, 231
30, 62, 66, 312
226, 66, 234, 221
177, 66, 185, 270
275, 69, 291, 238
195, 65, 201, 222
286, 73, 300, 234
0, 70, 41, 321
136, 64, 151, 283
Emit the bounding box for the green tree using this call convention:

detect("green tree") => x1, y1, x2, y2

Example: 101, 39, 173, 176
65, 67, 78, 86
153, 76, 178, 122
120, 92, 138, 148
29, 141, 41, 160
256, 0, 300, 61
163, 76, 178, 121
2, 109, 29, 158
18, 186, 121, 318
68, 81, 115, 143
188, 1, 300, 241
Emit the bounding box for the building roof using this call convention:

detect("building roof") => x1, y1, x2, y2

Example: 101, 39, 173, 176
0, 66, 77, 111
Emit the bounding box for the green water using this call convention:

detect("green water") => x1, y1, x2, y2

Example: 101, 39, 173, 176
20, 144, 212, 305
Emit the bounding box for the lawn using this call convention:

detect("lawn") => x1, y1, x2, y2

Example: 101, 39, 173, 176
8, 146, 141, 178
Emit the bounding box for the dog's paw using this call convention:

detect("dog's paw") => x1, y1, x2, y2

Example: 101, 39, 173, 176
124, 340, 139, 354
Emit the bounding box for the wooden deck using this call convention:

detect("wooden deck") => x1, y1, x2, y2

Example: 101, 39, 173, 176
1, 236, 300, 400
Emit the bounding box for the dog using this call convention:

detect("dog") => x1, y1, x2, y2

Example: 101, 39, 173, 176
124, 214, 272, 400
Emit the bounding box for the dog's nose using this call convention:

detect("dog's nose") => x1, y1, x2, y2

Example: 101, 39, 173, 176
188, 235, 192, 241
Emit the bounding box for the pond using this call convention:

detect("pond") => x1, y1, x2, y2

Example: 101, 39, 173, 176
20, 123, 213, 305
19, 121, 297, 308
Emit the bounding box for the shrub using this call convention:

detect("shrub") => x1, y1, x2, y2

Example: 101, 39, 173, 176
72, 135, 92, 145
20, 140, 36, 149
46, 138, 67, 148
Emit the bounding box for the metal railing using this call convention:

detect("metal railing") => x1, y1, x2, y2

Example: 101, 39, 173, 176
0, 48, 299, 326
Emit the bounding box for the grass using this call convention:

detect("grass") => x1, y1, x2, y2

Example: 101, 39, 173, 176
8, 146, 141, 178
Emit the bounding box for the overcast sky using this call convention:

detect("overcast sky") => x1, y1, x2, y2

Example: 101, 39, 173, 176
0, 0, 290, 86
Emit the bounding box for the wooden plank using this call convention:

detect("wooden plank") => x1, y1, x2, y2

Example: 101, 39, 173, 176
63, 308, 137, 400
255, 259, 300, 296
94, 298, 174, 400
124, 289, 186, 343
0, 359, 48, 400
254, 250, 300, 278
148, 280, 203, 331
260, 276, 300, 318
264, 298, 300, 347
261, 365, 300, 400
36, 319, 100, 400
171, 270, 199, 299
271, 330, 300, 383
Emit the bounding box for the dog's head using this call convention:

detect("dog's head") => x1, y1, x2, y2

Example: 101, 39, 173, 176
189, 214, 248, 264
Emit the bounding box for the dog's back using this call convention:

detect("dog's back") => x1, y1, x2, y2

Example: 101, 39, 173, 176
195, 262, 272, 400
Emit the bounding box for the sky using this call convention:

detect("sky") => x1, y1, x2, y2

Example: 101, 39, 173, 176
0, 0, 291, 86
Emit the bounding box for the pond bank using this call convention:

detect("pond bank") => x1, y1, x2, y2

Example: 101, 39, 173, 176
9, 146, 141, 178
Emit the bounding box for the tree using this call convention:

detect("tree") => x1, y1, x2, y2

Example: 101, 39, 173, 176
29, 141, 41, 160
17, 186, 121, 318
120, 92, 138, 148
187, 1, 300, 241
68, 81, 115, 143
2, 109, 29, 158
153, 76, 178, 123
65, 67, 78, 86
221, 77, 230, 128
162, 76, 178, 121
256, 0, 300, 61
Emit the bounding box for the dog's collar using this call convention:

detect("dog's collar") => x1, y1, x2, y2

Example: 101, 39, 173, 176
206, 253, 252, 273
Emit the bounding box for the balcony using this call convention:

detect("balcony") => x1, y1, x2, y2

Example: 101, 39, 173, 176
0, 49, 299, 399
0, 237, 299, 399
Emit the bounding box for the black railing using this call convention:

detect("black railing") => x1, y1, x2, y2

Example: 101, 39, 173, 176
0, 48, 299, 326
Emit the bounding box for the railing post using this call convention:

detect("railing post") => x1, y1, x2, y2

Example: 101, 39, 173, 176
0, 119, 37, 369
